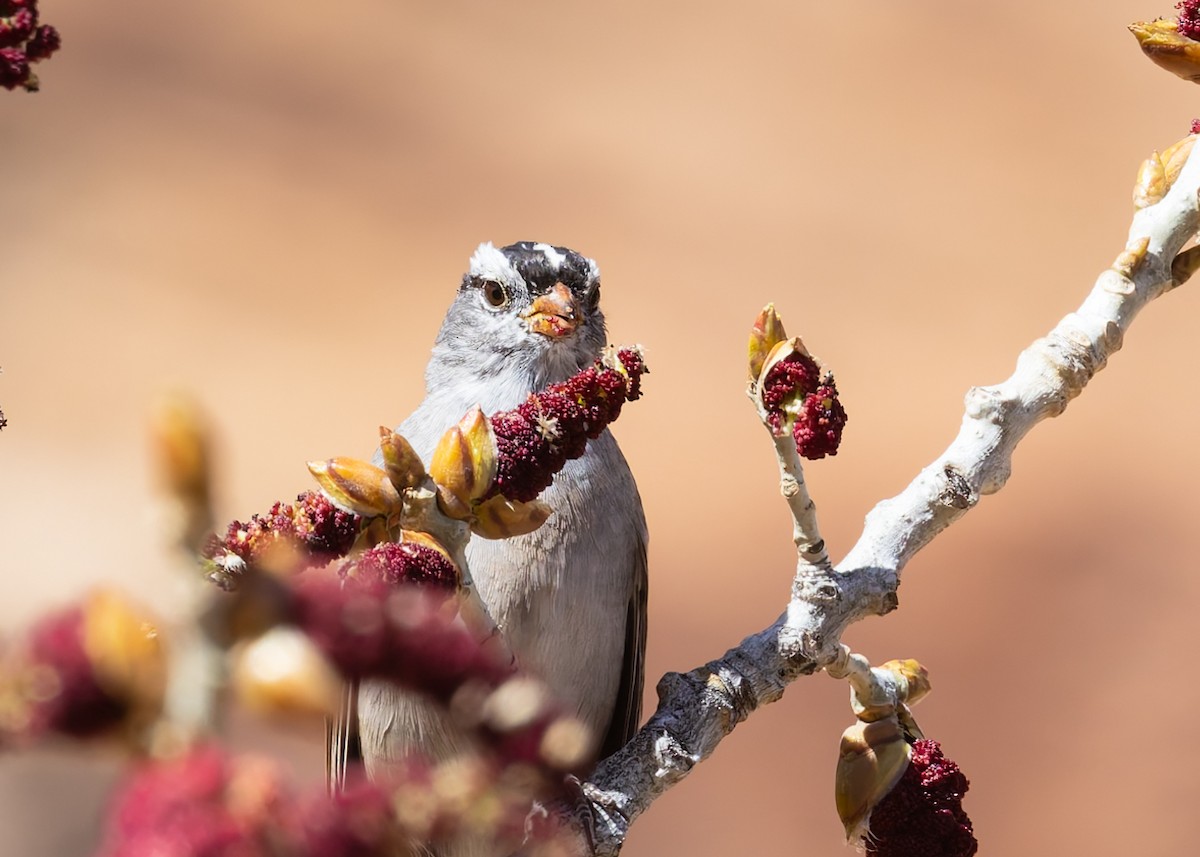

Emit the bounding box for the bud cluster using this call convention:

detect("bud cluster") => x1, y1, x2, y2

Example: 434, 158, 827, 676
1130, 10, 1200, 82
342, 539, 460, 592
864, 739, 976, 857
201, 491, 361, 587
759, 345, 847, 460
1, 0, 60, 92
290, 571, 499, 702
287, 570, 592, 774
488, 346, 647, 503
834, 659, 976, 857
94, 744, 401, 857
0, 592, 164, 745
748, 306, 848, 460
97, 740, 579, 857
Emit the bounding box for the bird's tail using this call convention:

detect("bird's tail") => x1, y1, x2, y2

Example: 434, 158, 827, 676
325, 677, 362, 793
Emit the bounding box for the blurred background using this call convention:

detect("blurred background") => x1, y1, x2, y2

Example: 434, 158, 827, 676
3, 0, 1199, 854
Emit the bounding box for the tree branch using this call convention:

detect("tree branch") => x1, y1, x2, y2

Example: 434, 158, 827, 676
571, 136, 1200, 855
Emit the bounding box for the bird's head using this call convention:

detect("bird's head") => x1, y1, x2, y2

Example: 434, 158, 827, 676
429, 242, 607, 389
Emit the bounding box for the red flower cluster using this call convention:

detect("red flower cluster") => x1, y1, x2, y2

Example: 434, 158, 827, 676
489, 347, 646, 503
793, 383, 848, 460
289, 572, 589, 774
202, 491, 361, 586
1180, 0, 1200, 39
761, 351, 822, 434
760, 351, 848, 459
95, 744, 399, 857
1, 0, 60, 92
344, 541, 459, 592
290, 573, 508, 702
865, 739, 977, 857
6, 606, 126, 740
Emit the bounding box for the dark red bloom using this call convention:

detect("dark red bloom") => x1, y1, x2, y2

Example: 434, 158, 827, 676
203, 492, 360, 585
347, 541, 459, 592
1180, 1, 1200, 39
289, 775, 398, 857
865, 739, 977, 857
793, 383, 848, 459
0, 46, 29, 89
0, 9, 34, 49
1191, 118, 1200, 136
760, 351, 822, 435
488, 347, 646, 503
288, 573, 509, 701
615, 347, 646, 400
96, 744, 268, 857
759, 348, 848, 458
16, 606, 127, 739
287, 572, 587, 775
0, 0, 59, 92
96, 744, 405, 857
23, 23, 57, 60
97, 742, 556, 857
292, 491, 362, 557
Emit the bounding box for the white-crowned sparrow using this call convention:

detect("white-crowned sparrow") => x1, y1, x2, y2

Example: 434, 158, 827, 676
330, 242, 647, 850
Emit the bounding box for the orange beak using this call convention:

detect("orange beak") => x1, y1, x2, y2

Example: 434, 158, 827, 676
521, 282, 579, 338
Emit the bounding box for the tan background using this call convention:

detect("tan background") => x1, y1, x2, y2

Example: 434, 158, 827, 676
3, 1, 1199, 854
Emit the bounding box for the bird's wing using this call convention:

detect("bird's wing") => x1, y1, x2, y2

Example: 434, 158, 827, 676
597, 530, 648, 761
326, 677, 362, 793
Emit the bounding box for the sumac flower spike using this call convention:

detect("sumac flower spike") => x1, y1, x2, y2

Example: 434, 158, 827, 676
755, 332, 848, 459
835, 661, 976, 857
484, 345, 646, 506
860, 738, 977, 857
0, 0, 61, 93
201, 491, 360, 587
423, 346, 647, 533
0, 590, 165, 744
341, 535, 461, 593
793, 382, 847, 461
96, 744, 405, 857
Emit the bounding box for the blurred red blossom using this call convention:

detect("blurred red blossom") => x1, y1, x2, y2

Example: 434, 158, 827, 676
0, 0, 60, 92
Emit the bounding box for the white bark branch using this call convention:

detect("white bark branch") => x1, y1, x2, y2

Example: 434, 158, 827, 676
769, 429, 829, 568
569, 141, 1200, 855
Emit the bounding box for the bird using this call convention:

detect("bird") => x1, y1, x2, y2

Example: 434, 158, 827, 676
328, 241, 648, 852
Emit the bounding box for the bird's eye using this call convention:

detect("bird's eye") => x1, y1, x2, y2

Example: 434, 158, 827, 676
482, 281, 509, 309
586, 284, 601, 310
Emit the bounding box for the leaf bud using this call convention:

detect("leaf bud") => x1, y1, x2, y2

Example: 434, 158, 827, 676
379, 427, 427, 492
307, 457, 401, 519
429, 406, 499, 516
